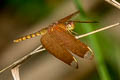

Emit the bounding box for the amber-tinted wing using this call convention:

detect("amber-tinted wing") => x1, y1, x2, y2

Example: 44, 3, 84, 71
49, 26, 94, 59
41, 32, 78, 67
58, 11, 80, 23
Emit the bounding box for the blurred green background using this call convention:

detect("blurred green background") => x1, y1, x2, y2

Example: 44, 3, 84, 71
0, 0, 120, 80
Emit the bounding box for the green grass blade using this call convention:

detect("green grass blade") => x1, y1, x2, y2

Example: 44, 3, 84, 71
74, 0, 111, 80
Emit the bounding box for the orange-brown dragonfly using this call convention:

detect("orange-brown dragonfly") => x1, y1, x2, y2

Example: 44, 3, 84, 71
14, 11, 95, 68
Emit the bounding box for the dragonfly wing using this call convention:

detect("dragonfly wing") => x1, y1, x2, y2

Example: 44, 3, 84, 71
58, 11, 80, 23
50, 26, 94, 59
41, 32, 78, 68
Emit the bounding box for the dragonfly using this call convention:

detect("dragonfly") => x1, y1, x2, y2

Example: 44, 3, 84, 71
13, 11, 95, 68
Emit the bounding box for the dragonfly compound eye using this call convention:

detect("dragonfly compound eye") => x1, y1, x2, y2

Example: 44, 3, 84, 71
66, 22, 75, 31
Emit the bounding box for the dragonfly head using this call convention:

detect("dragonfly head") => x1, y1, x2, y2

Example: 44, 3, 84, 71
65, 21, 75, 31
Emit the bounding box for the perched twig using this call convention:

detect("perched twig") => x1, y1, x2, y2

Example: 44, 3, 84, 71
0, 22, 120, 74
105, 0, 120, 9
76, 22, 120, 39
0, 45, 45, 74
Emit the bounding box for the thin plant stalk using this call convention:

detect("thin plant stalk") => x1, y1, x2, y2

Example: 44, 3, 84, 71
0, 45, 45, 74
105, 0, 120, 9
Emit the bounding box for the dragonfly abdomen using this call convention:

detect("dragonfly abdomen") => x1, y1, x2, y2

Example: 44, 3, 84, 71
13, 28, 47, 43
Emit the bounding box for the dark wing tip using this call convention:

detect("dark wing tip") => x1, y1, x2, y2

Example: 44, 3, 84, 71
84, 47, 94, 60
70, 57, 79, 69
